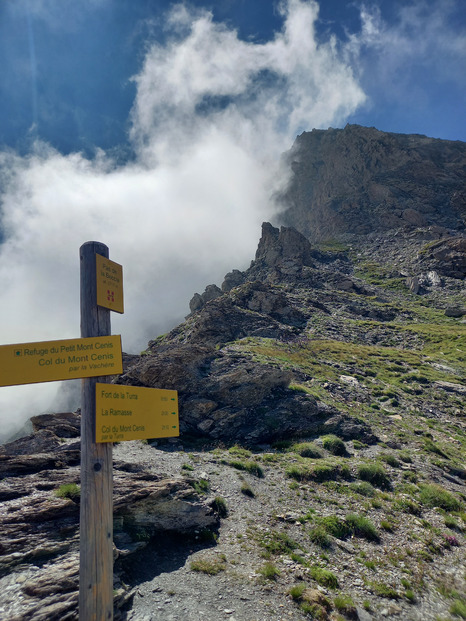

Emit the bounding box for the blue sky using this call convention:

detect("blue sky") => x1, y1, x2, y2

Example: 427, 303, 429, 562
0, 0, 465, 437
1, 0, 465, 158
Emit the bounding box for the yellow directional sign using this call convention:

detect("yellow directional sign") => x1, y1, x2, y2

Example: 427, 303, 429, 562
96, 254, 124, 314
0, 335, 123, 387
95, 383, 179, 442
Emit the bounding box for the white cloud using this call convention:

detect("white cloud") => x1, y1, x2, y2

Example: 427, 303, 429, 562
346, 0, 466, 106
0, 0, 366, 440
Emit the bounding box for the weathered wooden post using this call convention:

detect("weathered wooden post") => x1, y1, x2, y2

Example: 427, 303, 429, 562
79, 241, 113, 621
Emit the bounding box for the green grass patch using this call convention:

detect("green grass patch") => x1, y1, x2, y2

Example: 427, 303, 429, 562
350, 481, 376, 497
290, 441, 323, 458
228, 445, 252, 458
308, 525, 332, 548
190, 555, 226, 575
321, 434, 347, 456
212, 496, 228, 518
334, 594, 357, 616
229, 460, 264, 478
358, 462, 392, 490
191, 478, 210, 494
258, 562, 280, 580
240, 482, 255, 497
346, 514, 379, 541
450, 598, 466, 619
257, 529, 299, 557
380, 453, 401, 468
419, 484, 462, 512
309, 566, 339, 589
369, 582, 400, 599
55, 483, 80, 501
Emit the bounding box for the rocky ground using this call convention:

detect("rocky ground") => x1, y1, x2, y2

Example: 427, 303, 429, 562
114, 435, 465, 621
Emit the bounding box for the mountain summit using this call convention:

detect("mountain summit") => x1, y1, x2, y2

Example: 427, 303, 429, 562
279, 124, 466, 241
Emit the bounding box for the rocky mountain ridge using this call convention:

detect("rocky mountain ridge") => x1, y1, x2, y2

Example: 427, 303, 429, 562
279, 124, 466, 242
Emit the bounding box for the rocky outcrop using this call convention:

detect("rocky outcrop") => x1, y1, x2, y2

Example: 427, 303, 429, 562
279, 124, 466, 241
122, 222, 381, 445
418, 237, 466, 279
0, 413, 220, 620
189, 284, 223, 314
119, 344, 375, 444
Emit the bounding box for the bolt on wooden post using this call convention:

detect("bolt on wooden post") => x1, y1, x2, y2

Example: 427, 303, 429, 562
79, 242, 113, 621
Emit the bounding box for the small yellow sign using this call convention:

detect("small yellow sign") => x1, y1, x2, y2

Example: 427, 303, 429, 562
0, 335, 123, 387
95, 383, 179, 442
96, 254, 124, 314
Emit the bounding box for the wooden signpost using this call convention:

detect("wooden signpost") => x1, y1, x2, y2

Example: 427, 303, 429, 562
0, 242, 179, 620
79, 242, 115, 621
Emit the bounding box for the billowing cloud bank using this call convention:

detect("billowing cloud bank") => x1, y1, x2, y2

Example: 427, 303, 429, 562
0, 0, 366, 438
